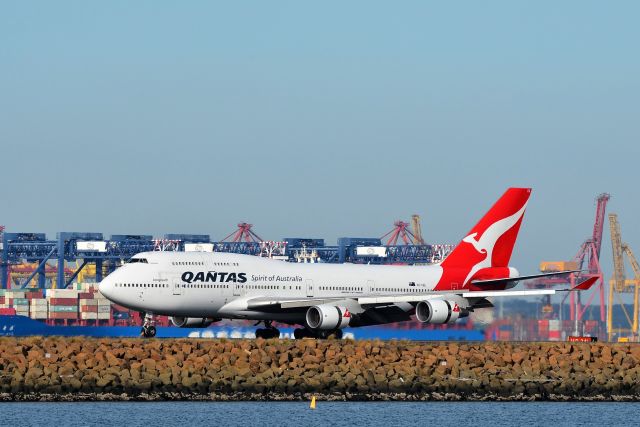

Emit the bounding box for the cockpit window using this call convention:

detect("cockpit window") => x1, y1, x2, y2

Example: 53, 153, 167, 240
128, 258, 148, 264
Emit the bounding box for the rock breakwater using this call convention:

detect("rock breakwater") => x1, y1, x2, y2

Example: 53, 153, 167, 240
1, 337, 639, 401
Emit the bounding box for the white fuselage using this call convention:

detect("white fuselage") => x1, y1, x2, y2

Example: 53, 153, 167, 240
99, 251, 445, 323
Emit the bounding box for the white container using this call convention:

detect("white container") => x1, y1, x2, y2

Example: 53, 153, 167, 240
79, 298, 98, 306
97, 305, 111, 313
81, 312, 98, 320
30, 299, 48, 306
47, 289, 80, 298
5, 291, 26, 299
548, 319, 561, 330
97, 312, 111, 320
96, 299, 111, 306
30, 312, 48, 319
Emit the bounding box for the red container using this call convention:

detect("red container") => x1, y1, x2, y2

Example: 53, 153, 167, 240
80, 305, 98, 313
0, 308, 17, 315
48, 312, 78, 319
538, 319, 549, 331
0, 297, 4, 304
498, 330, 512, 340
49, 298, 77, 305
25, 291, 44, 299
79, 293, 94, 299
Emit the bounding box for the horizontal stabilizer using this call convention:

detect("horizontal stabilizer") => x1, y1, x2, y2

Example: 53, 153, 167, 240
570, 276, 598, 291
471, 270, 580, 286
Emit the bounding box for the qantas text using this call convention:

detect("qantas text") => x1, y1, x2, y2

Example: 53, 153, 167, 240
181, 271, 247, 284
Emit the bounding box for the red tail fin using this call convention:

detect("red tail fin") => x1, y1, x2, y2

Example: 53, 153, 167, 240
443, 188, 531, 269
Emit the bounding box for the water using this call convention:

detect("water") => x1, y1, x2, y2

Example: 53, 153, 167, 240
2, 401, 639, 426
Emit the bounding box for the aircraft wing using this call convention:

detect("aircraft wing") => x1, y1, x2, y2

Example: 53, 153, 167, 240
243, 277, 598, 310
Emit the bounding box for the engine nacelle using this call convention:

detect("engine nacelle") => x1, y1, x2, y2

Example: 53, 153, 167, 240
305, 305, 351, 330
170, 316, 219, 328
415, 300, 466, 324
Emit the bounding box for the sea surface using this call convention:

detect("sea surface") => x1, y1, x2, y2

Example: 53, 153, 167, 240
2, 401, 639, 426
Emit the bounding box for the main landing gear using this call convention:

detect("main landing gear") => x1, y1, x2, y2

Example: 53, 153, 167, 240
141, 313, 157, 338
255, 321, 280, 339
293, 328, 343, 340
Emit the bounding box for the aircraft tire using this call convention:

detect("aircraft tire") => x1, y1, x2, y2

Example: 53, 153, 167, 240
141, 325, 156, 338
293, 328, 308, 339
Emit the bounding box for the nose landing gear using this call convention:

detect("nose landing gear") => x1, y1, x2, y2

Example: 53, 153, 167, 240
254, 320, 280, 339
141, 313, 157, 338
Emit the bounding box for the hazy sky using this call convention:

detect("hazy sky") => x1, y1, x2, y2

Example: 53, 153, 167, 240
1, 1, 639, 286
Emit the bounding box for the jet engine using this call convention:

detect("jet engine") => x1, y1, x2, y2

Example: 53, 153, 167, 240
415, 300, 467, 324
170, 316, 220, 328
305, 305, 351, 330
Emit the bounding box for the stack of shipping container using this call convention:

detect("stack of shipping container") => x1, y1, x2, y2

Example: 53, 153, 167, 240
0, 284, 114, 324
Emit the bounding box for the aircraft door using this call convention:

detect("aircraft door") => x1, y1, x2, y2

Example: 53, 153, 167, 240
173, 278, 183, 295
306, 279, 314, 297
366, 280, 375, 293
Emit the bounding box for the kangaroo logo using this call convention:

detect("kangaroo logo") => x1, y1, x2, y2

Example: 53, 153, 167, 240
460, 202, 528, 286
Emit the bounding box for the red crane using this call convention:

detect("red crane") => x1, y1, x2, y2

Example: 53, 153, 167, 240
570, 193, 610, 322
221, 223, 263, 242
528, 193, 610, 323
381, 221, 418, 245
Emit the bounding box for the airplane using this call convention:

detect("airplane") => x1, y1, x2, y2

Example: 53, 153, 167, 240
98, 188, 597, 339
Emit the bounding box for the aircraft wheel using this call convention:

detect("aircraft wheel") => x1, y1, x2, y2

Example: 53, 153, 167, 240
294, 328, 308, 339
141, 325, 156, 338
267, 328, 280, 339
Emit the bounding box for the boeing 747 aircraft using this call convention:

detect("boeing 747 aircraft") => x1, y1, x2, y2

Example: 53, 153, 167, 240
98, 188, 596, 338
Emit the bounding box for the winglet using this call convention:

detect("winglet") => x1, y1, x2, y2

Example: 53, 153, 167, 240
572, 277, 598, 291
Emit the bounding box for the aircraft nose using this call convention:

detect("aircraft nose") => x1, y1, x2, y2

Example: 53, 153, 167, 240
99, 276, 114, 300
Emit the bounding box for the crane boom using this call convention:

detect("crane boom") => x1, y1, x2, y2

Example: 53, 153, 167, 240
609, 213, 626, 292
411, 215, 425, 245
592, 194, 610, 258
623, 244, 640, 279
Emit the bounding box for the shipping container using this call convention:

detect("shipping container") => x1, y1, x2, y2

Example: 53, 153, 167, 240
548, 330, 561, 341
46, 289, 79, 298
80, 312, 98, 320
79, 299, 98, 306
97, 305, 111, 313
97, 312, 111, 320
548, 319, 561, 330
12, 298, 30, 306
48, 298, 78, 305
4, 292, 26, 299
29, 312, 48, 319
539, 261, 580, 272
80, 305, 98, 313
49, 305, 78, 313
48, 312, 78, 319
25, 291, 44, 299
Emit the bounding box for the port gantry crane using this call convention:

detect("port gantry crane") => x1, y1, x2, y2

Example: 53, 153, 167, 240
411, 215, 425, 245
527, 193, 610, 332
607, 213, 640, 342
381, 220, 418, 246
